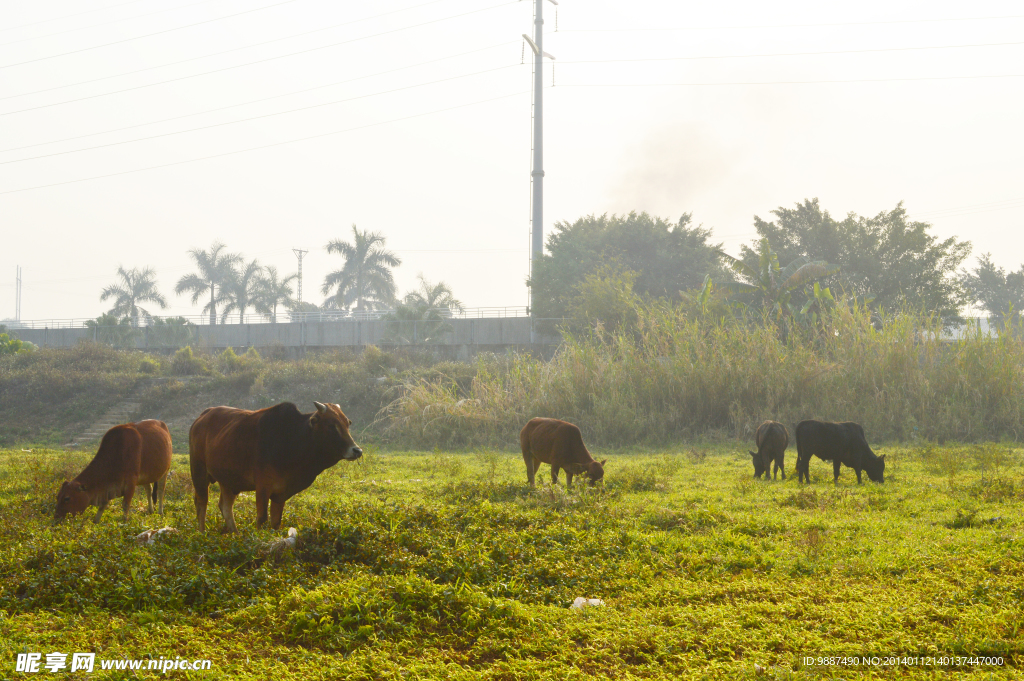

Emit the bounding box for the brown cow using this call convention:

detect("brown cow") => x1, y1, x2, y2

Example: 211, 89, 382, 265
189, 401, 362, 533
749, 420, 788, 480
55, 420, 173, 522
520, 417, 606, 487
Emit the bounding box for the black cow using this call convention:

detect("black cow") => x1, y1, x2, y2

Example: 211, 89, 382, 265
749, 420, 788, 480
795, 420, 885, 484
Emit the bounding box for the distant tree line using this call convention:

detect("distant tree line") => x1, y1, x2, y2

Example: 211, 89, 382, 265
527, 198, 1012, 330
89, 199, 1015, 333
94, 226, 463, 330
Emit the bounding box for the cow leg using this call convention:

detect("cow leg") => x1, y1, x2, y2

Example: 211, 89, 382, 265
155, 475, 167, 515
255, 489, 270, 529
218, 488, 239, 534
833, 460, 842, 485
192, 462, 210, 533
550, 465, 560, 486
565, 470, 574, 488
93, 498, 109, 523
776, 454, 786, 480
141, 483, 154, 514
269, 495, 286, 530
855, 468, 863, 484
121, 485, 136, 520
523, 453, 536, 486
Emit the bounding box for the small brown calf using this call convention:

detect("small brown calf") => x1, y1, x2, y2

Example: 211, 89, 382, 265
55, 420, 173, 522
520, 417, 606, 487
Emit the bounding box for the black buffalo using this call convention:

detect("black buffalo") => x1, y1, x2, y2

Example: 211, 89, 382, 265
795, 420, 885, 484
749, 420, 788, 480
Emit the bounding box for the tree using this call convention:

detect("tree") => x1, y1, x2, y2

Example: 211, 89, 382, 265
175, 242, 242, 326
717, 238, 839, 322
402, 275, 464, 315
85, 312, 141, 346
99, 266, 167, 326
289, 300, 321, 322
322, 225, 401, 313
220, 259, 263, 324
527, 211, 727, 320
565, 266, 642, 335
255, 266, 297, 323
148, 316, 196, 347
747, 199, 971, 320
382, 276, 463, 344
961, 253, 1024, 324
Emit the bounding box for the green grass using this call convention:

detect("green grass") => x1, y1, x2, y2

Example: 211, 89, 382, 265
1, 443, 1022, 679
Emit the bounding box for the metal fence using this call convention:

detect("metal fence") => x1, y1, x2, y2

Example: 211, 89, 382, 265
6, 315, 561, 352
2, 307, 529, 331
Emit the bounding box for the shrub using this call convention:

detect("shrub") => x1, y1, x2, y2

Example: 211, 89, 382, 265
171, 346, 209, 376
0, 333, 33, 356
139, 356, 161, 374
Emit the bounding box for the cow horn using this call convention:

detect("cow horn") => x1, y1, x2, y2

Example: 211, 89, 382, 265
314, 401, 328, 414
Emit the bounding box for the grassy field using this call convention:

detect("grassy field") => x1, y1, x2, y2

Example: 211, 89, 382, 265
1, 443, 1022, 679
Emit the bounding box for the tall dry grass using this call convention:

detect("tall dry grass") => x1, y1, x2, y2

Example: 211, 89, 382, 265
384, 302, 1024, 447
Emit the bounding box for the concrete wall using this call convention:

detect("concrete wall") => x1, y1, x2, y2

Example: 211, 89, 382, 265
12, 317, 561, 354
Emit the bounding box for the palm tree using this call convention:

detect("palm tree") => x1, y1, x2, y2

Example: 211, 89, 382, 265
255, 265, 297, 323
322, 225, 402, 313
716, 238, 839, 321
100, 266, 167, 326
174, 242, 242, 325
382, 276, 463, 344
220, 259, 263, 324
403, 275, 464, 317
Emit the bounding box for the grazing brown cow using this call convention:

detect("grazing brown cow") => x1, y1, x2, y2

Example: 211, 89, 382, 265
189, 401, 362, 533
55, 420, 172, 522
520, 417, 606, 487
749, 420, 788, 480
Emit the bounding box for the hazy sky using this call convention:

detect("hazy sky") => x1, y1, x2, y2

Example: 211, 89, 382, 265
2, 0, 1022, 321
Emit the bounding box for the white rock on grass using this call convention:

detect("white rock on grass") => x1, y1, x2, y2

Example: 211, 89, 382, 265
571, 597, 605, 609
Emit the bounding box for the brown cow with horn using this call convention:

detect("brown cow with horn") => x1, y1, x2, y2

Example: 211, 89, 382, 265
189, 401, 362, 533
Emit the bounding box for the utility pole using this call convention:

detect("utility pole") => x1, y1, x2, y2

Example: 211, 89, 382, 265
15, 266, 21, 321
523, 0, 557, 317
292, 249, 308, 311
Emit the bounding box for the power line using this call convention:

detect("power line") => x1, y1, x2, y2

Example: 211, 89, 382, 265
556, 14, 1024, 33
0, 0, 519, 117
559, 73, 1024, 87
1, 0, 161, 34
557, 41, 1024, 65
0, 40, 518, 155
912, 197, 1024, 219
0, 0, 224, 48
0, 0, 300, 70
0, 90, 530, 196
0, 0, 458, 103
0, 63, 519, 166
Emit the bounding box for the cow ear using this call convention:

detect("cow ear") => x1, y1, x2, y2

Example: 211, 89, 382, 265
880, 454, 886, 462
600, 459, 607, 466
